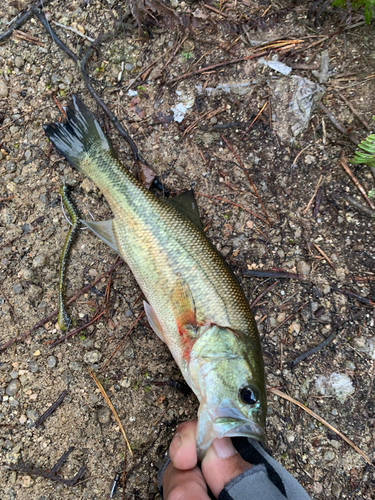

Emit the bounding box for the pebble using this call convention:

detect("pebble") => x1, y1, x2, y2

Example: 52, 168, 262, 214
22, 475, 34, 488
122, 348, 135, 359
13, 283, 23, 294
26, 409, 38, 421
0, 80, 8, 98
9, 398, 19, 407
324, 450, 335, 461
170, 0, 178, 6
33, 253, 47, 268
125, 309, 133, 317
6, 379, 20, 396
47, 356, 57, 368
25, 149, 31, 160
88, 268, 98, 277
14, 56, 24, 68
331, 483, 342, 498
28, 360, 39, 373
84, 350, 102, 364
19, 414, 27, 424
125, 63, 134, 71
120, 378, 131, 388
297, 260, 311, 277
313, 482, 323, 494
10, 370, 18, 379
10, 125, 19, 135
97, 407, 111, 424
69, 361, 82, 371
62, 73, 73, 86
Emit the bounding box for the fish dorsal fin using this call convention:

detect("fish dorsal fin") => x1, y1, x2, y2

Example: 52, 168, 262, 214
143, 301, 165, 343
171, 276, 197, 332
80, 219, 118, 253
163, 190, 203, 232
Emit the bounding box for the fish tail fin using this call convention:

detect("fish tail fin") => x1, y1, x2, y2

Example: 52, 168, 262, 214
43, 95, 115, 173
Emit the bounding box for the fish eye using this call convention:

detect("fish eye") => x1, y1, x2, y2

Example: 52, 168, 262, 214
239, 385, 259, 405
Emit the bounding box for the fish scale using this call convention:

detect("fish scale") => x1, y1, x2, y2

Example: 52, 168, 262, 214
44, 95, 267, 457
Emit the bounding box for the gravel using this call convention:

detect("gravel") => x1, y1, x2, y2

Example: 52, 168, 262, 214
6, 380, 20, 396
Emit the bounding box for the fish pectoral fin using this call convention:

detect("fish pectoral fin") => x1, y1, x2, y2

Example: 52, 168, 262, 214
143, 301, 166, 343
80, 219, 119, 253
163, 190, 204, 232
170, 276, 197, 334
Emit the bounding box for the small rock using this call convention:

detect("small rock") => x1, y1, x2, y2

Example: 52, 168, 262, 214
313, 482, 323, 494
286, 431, 295, 443
33, 254, 47, 268
170, 0, 178, 6
10, 125, 19, 135
84, 350, 102, 364
276, 313, 285, 324
304, 155, 315, 165
297, 260, 311, 277
69, 361, 82, 371
81, 177, 95, 193
82, 338, 94, 349
13, 283, 23, 294
330, 439, 341, 450
26, 409, 38, 421
22, 475, 34, 488
324, 450, 335, 461
97, 407, 111, 424
19, 414, 27, 424
4, 439, 14, 450
9, 398, 19, 407
28, 361, 39, 373
33, 349, 41, 357
6, 379, 20, 396
88, 268, 98, 277
0, 80, 8, 98
277, 249, 285, 259
331, 483, 342, 498
125, 309, 133, 317
120, 378, 131, 388
125, 63, 134, 71
14, 56, 24, 68
61, 370, 73, 386
288, 322, 301, 335
122, 348, 134, 359
47, 356, 57, 368
10, 370, 18, 379
24, 149, 32, 160
62, 73, 73, 86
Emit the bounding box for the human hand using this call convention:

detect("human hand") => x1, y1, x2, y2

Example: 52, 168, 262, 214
162, 420, 252, 500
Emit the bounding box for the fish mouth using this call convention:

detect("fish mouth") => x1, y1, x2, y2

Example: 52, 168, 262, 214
212, 406, 265, 441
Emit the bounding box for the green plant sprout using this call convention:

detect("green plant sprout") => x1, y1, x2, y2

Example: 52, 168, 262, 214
350, 117, 375, 168
332, 0, 375, 24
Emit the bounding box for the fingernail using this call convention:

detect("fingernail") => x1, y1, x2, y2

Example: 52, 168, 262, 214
169, 433, 182, 461
212, 438, 238, 459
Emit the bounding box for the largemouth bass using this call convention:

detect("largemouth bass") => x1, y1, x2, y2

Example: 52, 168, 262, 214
44, 95, 267, 457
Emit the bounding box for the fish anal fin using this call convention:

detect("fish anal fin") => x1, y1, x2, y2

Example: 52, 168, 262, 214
81, 219, 118, 253
163, 190, 203, 232
143, 301, 166, 343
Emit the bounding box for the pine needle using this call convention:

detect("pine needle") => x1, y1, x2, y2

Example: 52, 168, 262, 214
88, 367, 133, 457
268, 387, 373, 467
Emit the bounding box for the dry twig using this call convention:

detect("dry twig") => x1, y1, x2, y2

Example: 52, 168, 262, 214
88, 367, 133, 456
268, 388, 373, 467
339, 156, 375, 211
312, 243, 336, 270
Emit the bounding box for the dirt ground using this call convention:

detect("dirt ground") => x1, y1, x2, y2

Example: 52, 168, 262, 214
1, 0, 375, 498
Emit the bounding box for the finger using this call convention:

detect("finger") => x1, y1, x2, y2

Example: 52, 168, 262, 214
201, 437, 252, 498
169, 420, 198, 471
163, 461, 210, 500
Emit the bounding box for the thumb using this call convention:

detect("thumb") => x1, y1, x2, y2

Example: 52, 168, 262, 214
201, 437, 252, 498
